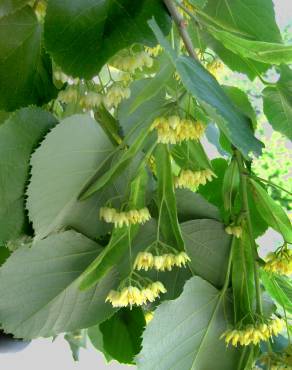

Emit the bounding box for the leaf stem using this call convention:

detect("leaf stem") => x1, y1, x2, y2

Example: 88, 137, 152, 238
163, 0, 198, 60
251, 174, 292, 197
235, 150, 263, 316
221, 235, 236, 295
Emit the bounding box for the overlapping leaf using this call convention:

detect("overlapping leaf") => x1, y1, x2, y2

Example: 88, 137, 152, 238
0, 231, 117, 339
0, 0, 30, 18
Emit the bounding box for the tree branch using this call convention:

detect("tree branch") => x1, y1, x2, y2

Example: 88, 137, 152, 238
163, 0, 198, 60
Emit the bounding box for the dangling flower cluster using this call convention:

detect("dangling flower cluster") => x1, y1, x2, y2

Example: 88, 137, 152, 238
225, 224, 243, 238
144, 45, 163, 57
105, 281, 166, 308
100, 207, 151, 228
150, 116, 205, 144
79, 92, 102, 109
134, 251, 190, 272
111, 51, 153, 73
174, 169, 215, 190
103, 85, 131, 108
54, 70, 79, 85
264, 248, 292, 275
221, 318, 285, 347
207, 60, 224, 79
58, 87, 78, 104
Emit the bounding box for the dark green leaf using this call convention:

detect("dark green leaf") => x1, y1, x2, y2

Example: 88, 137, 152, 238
26, 114, 119, 241
88, 325, 113, 362
155, 144, 185, 251
44, 0, 170, 79
0, 7, 57, 111
0, 0, 30, 18
181, 219, 231, 288
137, 276, 240, 370
99, 307, 146, 364
79, 169, 148, 290
263, 66, 292, 140
261, 270, 292, 314
0, 246, 10, 266
189, 0, 207, 8
249, 179, 292, 243
0, 107, 57, 243
0, 231, 117, 339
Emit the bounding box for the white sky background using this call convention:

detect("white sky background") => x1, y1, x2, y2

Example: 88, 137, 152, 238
1, 1, 291, 370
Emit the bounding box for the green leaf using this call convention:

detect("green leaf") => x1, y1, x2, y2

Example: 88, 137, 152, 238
263, 66, 292, 140
137, 276, 240, 370
209, 27, 292, 65
98, 307, 146, 364
176, 189, 220, 222
222, 157, 240, 213
44, 0, 170, 79
189, 0, 207, 8
203, 0, 281, 42
249, 179, 292, 243
0, 246, 10, 266
0, 0, 30, 18
0, 107, 57, 243
79, 169, 148, 290
155, 144, 185, 251
232, 227, 255, 322
261, 270, 292, 314
64, 330, 87, 362
88, 324, 113, 362
0, 7, 57, 111
181, 219, 231, 288
0, 231, 117, 339
26, 114, 119, 241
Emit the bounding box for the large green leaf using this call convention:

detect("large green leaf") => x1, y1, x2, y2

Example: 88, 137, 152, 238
155, 144, 185, 251
0, 0, 30, 18
209, 27, 292, 65
0, 108, 57, 243
26, 114, 120, 241
88, 324, 113, 362
203, 0, 281, 42
0, 7, 57, 111
249, 179, 292, 243
0, 231, 117, 339
181, 219, 231, 288
149, 20, 263, 158
137, 276, 240, 370
79, 168, 148, 290
261, 270, 292, 314
263, 66, 292, 140
44, 0, 170, 79
98, 307, 146, 364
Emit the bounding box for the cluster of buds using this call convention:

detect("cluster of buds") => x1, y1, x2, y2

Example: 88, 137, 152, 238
151, 116, 205, 144
264, 248, 292, 275
100, 207, 151, 228
144, 45, 163, 57
111, 51, 153, 73
105, 282, 166, 308
221, 318, 285, 347
134, 251, 190, 272
58, 87, 78, 104
174, 169, 215, 190
79, 92, 102, 109
225, 224, 243, 238
103, 85, 131, 108
207, 60, 224, 79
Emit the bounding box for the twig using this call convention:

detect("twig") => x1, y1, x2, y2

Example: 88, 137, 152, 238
163, 0, 198, 60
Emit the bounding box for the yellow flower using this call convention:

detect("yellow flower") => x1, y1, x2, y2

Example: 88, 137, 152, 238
225, 225, 243, 238
151, 116, 205, 144
103, 85, 131, 108
220, 318, 285, 347
134, 252, 154, 271
145, 311, 154, 324
175, 252, 191, 267
264, 249, 292, 275
149, 281, 167, 295
174, 169, 215, 190
111, 51, 153, 73
144, 45, 163, 57
153, 252, 190, 271
79, 92, 102, 109
207, 60, 224, 79
58, 87, 78, 104
100, 207, 151, 228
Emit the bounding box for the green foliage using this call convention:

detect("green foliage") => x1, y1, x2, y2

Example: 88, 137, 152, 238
137, 276, 240, 370
0, 0, 30, 18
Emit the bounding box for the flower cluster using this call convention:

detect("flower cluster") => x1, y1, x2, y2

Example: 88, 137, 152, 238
79, 92, 102, 109
264, 248, 292, 275
225, 224, 243, 238
207, 60, 224, 79
100, 207, 151, 228
144, 45, 163, 57
111, 51, 153, 73
221, 318, 285, 347
58, 87, 78, 104
174, 169, 215, 190
150, 116, 205, 144
134, 251, 190, 272
103, 85, 131, 108
105, 281, 166, 308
